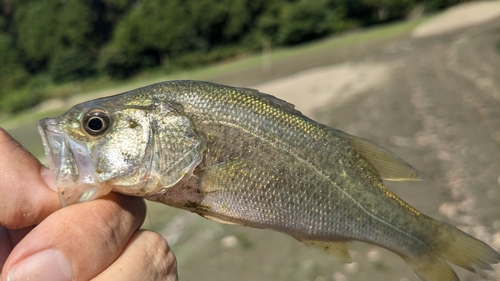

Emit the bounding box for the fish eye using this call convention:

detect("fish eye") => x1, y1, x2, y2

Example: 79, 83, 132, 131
82, 110, 110, 136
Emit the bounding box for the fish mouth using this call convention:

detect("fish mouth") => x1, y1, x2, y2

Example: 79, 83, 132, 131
38, 118, 112, 206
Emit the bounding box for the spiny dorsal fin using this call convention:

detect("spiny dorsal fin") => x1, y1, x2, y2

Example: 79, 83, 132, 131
297, 239, 353, 263
337, 131, 421, 181
238, 87, 304, 116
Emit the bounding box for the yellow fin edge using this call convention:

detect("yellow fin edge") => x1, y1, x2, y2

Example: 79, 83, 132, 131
297, 239, 352, 263
341, 132, 422, 181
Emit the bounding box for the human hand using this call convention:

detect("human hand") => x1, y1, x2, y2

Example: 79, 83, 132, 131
0, 128, 177, 280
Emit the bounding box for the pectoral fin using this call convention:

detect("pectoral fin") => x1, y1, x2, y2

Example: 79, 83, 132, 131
297, 239, 352, 263
338, 131, 422, 181
200, 214, 242, 225
199, 159, 250, 193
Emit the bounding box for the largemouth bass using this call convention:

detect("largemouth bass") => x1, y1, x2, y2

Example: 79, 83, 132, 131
38, 80, 499, 281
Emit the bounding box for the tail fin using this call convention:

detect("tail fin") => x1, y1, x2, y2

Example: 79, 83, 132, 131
402, 221, 500, 281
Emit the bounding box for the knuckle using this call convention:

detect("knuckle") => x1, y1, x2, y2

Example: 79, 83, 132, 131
0, 128, 30, 160
0, 127, 12, 144
143, 231, 171, 257
140, 231, 178, 280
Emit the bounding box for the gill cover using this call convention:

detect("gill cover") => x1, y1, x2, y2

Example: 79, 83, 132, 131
141, 102, 204, 195
98, 101, 204, 198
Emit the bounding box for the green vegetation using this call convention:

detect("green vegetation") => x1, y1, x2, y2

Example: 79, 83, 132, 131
0, 16, 428, 133
0, 0, 471, 114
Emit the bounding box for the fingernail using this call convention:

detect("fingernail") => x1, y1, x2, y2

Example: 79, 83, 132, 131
7, 250, 72, 281
41, 166, 57, 192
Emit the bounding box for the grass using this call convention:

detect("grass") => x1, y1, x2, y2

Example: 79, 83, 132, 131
172, 17, 429, 80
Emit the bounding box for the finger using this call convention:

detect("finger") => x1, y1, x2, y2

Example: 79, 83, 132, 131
2, 192, 147, 281
0, 128, 60, 229
0, 227, 33, 269
0, 227, 10, 269
93, 230, 178, 281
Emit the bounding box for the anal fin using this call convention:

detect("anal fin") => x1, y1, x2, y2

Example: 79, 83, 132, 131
297, 239, 352, 263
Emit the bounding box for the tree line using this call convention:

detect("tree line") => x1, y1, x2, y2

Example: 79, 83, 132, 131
0, 0, 470, 114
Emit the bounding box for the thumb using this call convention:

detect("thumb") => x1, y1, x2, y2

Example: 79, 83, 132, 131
0, 128, 60, 229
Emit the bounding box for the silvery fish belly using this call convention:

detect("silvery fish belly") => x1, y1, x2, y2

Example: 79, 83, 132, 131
38, 80, 500, 281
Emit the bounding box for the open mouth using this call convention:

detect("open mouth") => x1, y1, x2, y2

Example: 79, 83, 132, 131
38, 118, 112, 206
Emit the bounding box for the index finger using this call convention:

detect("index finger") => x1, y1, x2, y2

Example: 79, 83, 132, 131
0, 128, 60, 229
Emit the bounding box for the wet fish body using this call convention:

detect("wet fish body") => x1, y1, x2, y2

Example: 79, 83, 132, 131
38, 80, 500, 281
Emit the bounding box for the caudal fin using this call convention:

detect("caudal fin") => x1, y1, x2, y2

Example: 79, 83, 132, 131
402, 221, 500, 281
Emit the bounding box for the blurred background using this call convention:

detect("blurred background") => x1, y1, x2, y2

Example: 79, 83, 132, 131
1, 0, 500, 280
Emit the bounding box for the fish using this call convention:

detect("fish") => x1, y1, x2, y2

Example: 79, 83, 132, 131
38, 80, 500, 281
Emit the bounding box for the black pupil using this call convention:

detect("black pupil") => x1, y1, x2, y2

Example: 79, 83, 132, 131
88, 117, 104, 131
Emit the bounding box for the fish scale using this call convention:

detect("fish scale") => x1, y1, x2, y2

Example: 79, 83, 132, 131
38, 80, 500, 281
196, 124, 427, 249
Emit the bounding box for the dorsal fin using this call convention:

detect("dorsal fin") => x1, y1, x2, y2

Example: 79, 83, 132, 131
238, 87, 304, 116
337, 131, 422, 181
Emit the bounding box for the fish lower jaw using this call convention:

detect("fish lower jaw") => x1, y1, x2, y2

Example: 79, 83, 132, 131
58, 182, 113, 206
